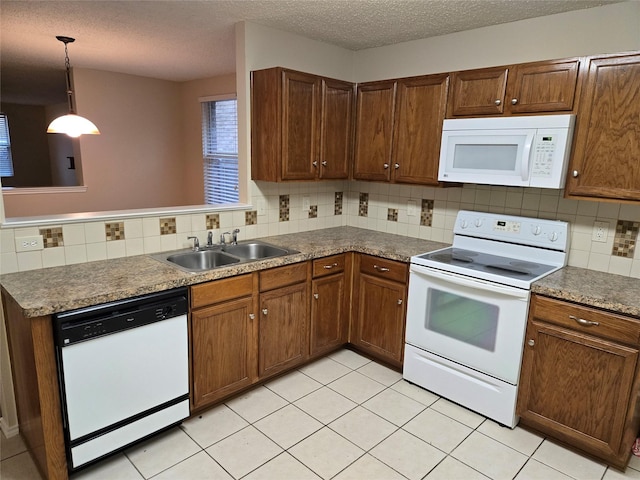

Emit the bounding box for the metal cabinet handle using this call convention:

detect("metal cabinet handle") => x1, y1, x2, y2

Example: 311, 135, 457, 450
249, 313, 255, 320
323, 263, 338, 269
511, 98, 518, 105
397, 299, 403, 305
572, 170, 579, 178
570, 315, 599, 327
383, 163, 389, 169
313, 293, 319, 299
394, 163, 400, 169
374, 265, 390, 272
262, 308, 268, 315
527, 339, 535, 347
322, 161, 327, 166
312, 161, 318, 167
494, 99, 502, 106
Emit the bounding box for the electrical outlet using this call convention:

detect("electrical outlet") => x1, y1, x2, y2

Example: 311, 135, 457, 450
592, 221, 609, 243
257, 199, 267, 216
302, 196, 310, 212
407, 200, 417, 216
15, 235, 44, 252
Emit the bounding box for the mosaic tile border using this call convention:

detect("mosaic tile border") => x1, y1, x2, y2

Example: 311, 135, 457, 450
612, 220, 640, 258
105, 222, 125, 241
40, 227, 64, 248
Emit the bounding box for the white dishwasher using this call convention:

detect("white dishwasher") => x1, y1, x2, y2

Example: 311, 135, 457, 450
54, 287, 190, 471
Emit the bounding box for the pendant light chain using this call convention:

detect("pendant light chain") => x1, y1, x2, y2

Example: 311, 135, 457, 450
62, 38, 76, 114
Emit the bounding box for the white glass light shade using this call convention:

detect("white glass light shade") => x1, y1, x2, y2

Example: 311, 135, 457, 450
47, 114, 100, 138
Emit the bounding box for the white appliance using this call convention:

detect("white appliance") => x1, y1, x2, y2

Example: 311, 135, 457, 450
54, 288, 190, 471
438, 114, 575, 188
403, 211, 569, 427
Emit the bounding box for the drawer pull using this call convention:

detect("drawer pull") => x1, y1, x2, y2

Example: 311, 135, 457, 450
374, 265, 390, 272
323, 263, 338, 269
249, 313, 255, 320
397, 299, 403, 305
313, 293, 319, 299
570, 315, 599, 327
262, 308, 268, 316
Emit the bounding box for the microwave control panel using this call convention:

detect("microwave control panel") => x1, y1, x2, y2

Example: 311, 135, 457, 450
531, 134, 558, 178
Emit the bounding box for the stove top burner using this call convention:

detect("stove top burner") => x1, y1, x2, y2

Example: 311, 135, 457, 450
415, 247, 557, 284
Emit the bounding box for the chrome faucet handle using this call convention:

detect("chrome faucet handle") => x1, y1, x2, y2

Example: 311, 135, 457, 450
207, 231, 214, 246
187, 236, 199, 250
220, 232, 231, 245
232, 228, 240, 245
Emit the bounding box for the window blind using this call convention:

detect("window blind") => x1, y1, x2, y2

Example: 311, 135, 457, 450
0, 114, 14, 177
201, 98, 238, 204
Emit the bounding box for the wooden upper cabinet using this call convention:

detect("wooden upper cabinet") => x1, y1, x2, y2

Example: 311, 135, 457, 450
392, 74, 449, 185
507, 59, 579, 114
319, 78, 354, 179
448, 58, 579, 117
353, 80, 397, 182
354, 74, 448, 185
566, 52, 640, 202
448, 67, 508, 116
251, 67, 353, 182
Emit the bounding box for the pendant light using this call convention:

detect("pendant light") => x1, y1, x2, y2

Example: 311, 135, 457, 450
47, 36, 100, 137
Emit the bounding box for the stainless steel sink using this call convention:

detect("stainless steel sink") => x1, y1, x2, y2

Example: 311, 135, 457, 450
150, 240, 298, 272
222, 242, 290, 260
163, 250, 240, 271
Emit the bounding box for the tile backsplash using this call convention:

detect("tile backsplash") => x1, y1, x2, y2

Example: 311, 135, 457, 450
1, 180, 639, 278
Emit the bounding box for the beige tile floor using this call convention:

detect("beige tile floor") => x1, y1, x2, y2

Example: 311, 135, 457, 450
3, 349, 640, 480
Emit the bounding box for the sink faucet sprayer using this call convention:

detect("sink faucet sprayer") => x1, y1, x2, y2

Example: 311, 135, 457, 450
187, 236, 199, 251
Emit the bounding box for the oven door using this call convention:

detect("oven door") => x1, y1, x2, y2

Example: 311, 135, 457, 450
406, 264, 530, 384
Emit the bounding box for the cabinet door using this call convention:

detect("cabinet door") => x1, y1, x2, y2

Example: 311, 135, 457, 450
310, 273, 348, 356
319, 79, 353, 179
566, 53, 640, 201
259, 282, 309, 378
352, 273, 406, 366
281, 70, 321, 180
447, 67, 508, 116
507, 59, 579, 114
392, 74, 449, 185
353, 81, 396, 181
191, 296, 256, 409
518, 320, 638, 460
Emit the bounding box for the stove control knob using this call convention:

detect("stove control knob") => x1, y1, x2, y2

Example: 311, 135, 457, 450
531, 225, 542, 236
460, 219, 469, 229
474, 219, 483, 228
549, 232, 559, 242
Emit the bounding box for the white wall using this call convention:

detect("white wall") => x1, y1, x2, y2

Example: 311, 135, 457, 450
355, 0, 640, 81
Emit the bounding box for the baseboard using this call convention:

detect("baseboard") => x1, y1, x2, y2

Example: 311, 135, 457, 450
0, 416, 19, 438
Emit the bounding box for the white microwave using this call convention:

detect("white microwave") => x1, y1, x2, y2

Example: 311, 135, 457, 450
438, 114, 575, 188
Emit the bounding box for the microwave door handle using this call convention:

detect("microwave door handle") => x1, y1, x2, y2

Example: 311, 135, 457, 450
410, 264, 529, 299
521, 133, 535, 182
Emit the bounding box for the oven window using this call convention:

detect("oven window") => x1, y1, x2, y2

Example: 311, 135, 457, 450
426, 289, 499, 351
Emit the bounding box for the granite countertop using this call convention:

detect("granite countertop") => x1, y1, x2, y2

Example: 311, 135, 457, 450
0, 226, 448, 318
532, 266, 640, 318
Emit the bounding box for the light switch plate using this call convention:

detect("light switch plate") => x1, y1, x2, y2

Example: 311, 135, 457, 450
257, 199, 267, 216
407, 200, 418, 216
302, 196, 310, 211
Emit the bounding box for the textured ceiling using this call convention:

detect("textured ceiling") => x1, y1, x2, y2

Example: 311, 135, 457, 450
0, 0, 621, 104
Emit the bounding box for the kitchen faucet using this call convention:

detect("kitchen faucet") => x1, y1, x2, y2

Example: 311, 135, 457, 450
187, 236, 199, 251
220, 229, 241, 245
207, 231, 214, 247
232, 228, 240, 245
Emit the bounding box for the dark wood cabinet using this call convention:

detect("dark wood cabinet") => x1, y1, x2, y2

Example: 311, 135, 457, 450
310, 253, 351, 357
565, 52, 640, 202
448, 58, 579, 117
354, 74, 448, 185
258, 263, 310, 378
190, 275, 257, 410
251, 67, 353, 182
350, 254, 408, 367
518, 294, 640, 469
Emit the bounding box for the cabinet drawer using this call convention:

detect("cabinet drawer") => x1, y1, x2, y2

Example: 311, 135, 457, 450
191, 274, 254, 309
359, 255, 408, 284
312, 254, 346, 278
532, 295, 640, 346
260, 262, 308, 292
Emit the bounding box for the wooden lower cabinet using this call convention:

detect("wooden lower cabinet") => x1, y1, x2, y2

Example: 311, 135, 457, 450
190, 275, 257, 410
258, 263, 310, 378
517, 295, 640, 469
310, 254, 350, 357
350, 254, 408, 367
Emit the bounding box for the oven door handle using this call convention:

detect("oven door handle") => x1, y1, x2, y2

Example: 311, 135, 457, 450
410, 264, 529, 299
